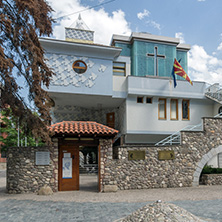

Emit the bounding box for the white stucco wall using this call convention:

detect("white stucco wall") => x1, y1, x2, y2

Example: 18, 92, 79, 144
126, 96, 214, 135
214, 103, 222, 116
207, 155, 218, 168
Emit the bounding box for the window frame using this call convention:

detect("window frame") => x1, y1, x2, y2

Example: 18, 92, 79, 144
170, 99, 178, 120
146, 97, 152, 104
72, 60, 87, 74
137, 97, 144, 103
158, 98, 167, 120
113, 62, 126, 76
182, 99, 190, 120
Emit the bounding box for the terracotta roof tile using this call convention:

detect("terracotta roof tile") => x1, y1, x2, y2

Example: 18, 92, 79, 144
49, 121, 118, 137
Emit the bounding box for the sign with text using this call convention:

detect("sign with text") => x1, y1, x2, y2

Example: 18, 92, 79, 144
62, 155, 72, 179
35, 152, 50, 165
128, 150, 145, 160
158, 150, 175, 160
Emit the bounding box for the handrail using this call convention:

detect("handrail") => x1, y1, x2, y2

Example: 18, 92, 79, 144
155, 113, 222, 146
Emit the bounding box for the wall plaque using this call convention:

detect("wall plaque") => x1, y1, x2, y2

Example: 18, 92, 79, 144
35, 152, 50, 165
158, 150, 175, 160
128, 150, 145, 160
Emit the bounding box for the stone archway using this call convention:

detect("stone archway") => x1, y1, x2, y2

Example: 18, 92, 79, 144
192, 145, 222, 186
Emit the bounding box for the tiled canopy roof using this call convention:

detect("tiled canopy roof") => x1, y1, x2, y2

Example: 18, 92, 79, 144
49, 121, 118, 137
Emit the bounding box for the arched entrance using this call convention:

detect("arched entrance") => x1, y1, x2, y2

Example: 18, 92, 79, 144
192, 145, 222, 186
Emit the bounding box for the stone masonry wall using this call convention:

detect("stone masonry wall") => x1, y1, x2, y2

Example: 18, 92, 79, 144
201, 174, 222, 185
99, 138, 114, 191
7, 145, 58, 194
101, 117, 222, 191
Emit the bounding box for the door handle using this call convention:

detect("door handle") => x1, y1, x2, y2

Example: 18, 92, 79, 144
72, 155, 75, 160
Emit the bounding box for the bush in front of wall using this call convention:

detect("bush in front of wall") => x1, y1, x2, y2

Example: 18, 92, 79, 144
202, 165, 222, 174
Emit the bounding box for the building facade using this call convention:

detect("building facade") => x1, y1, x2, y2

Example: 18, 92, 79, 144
6, 16, 222, 194
41, 16, 221, 146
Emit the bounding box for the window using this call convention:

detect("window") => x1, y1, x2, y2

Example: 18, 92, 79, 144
72, 60, 87, 74
113, 62, 126, 76
218, 106, 222, 116
146, 97, 152, 104
137, 97, 143, 103
158, 98, 166, 120
1, 150, 6, 158
170, 99, 178, 120
182, 100, 190, 120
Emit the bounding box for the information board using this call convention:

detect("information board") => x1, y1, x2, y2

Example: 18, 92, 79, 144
62, 154, 72, 179
35, 152, 50, 165
158, 150, 175, 160
128, 150, 145, 160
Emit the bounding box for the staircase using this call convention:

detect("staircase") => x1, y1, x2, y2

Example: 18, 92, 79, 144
155, 123, 202, 146
155, 83, 222, 146
205, 83, 222, 104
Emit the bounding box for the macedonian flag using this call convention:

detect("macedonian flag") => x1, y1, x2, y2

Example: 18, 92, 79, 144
173, 58, 193, 87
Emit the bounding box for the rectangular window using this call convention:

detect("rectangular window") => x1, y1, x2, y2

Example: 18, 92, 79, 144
146, 97, 152, 104
170, 99, 178, 120
158, 98, 166, 120
182, 99, 190, 120
137, 97, 143, 103
113, 62, 126, 76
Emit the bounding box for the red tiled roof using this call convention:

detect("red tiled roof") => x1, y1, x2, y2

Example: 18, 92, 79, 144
49, 121, 118, 137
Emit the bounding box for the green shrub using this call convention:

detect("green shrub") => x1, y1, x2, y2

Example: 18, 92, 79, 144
202, 165, 222, 174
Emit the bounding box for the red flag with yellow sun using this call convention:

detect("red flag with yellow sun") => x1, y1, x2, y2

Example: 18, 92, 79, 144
173, 58, 193, 87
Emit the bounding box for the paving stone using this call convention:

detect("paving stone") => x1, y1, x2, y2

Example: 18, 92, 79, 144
0, 199, 221, 221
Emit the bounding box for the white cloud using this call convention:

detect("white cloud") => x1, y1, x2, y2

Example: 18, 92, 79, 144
217, 42, 222, 51
137, 9, 150, 20
48, 0, 131, 44
146, 20, 161, 31
188, 45, 222, 84
175, 32, 185, 44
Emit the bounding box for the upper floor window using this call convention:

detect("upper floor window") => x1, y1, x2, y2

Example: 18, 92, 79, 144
113, 62, 126, 76
158, 98, 166, 120
182, 99, 190, 120
170, 99, 178, 120
137, 97, 143, 103
72, 60, 87, 74
146, 97, 152, 104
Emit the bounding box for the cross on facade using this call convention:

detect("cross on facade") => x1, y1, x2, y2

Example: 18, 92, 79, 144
147, 46, 166, 76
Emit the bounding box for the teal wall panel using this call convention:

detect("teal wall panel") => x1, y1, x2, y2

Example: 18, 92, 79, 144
131, 41, 176, 77
114, 39, 189, 80
115, 43, 131, 57
176, 50, 188, 80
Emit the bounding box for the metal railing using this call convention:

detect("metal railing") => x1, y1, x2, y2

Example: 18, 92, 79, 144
205, 83, 222, 104
155, 112, 222, 146
155, 123, 202, 146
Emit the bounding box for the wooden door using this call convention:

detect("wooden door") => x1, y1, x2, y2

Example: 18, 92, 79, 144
106, 112, 115, 128
59, 144, 79, 191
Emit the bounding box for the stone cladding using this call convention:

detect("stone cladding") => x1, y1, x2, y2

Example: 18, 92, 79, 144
6, 117, 222, 193
7, 145, 58, 194
201, 174, 222, 185
119, 201, 204, 222
101, 117, 222, 191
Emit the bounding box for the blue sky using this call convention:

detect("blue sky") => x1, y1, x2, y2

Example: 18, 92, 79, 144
47, 0, 222, 84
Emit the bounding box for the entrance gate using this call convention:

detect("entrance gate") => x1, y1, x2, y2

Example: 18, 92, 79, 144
58, 140, 100, 191
59, 144, 79, 191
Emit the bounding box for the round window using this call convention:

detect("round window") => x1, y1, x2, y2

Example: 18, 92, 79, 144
72, 60, 87, 74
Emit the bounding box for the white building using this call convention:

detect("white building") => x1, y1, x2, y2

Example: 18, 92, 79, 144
40, 16, 222, 165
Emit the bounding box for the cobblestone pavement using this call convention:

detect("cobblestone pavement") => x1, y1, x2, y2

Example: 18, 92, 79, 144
0, 170, 222, 222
